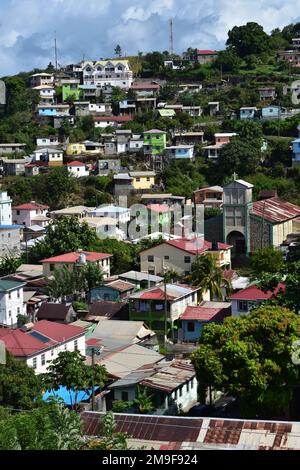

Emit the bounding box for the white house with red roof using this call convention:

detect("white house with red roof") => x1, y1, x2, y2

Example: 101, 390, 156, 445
0, 320, 85, 373
12, 201, 50, 228
42, 250, 112, 279
196, 50, 219, 64
93, 115, 133, 129
67, 160, 90, 177
229, 283, 285, 317
140, 237, 232, 276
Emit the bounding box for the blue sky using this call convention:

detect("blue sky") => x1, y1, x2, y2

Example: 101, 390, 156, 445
0, 0, 300, 76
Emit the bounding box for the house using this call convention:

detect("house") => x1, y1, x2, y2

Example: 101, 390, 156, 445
158, 109, 176, 118
129, 135, 144, 153
146, 204, 172, 227
182, 106, 202, 117
208, 101, 220, 116
113, 173, 134, 196
130, 171, 156, 190
196, 50, 218, 64
62, 79, 82, 102
277, 49, 300, 67
292, 137, 300, 166
12, 202, 50, 228
0, 225, 22, 259
33, 85, 55, 105
96, 158, 121, 175
178, 83, 203, 94
118, 271, 163, 289
81, 140, 104, 155
229, 283, 285, 317
37, 104, 70, 117
261, 106, 281, 120
0, 320, 85, 373
129, 283, 199, 334
90, 280, 136, 303
173, 132, 204, 146
108, 360, 197, 414
180, 302, 231, 342
239, 107, 258, 119
36, 136, 64, 147
86, 301, 129, 321
93, 115, 133, 129
81, 217, 126, 241
258, 87, 276, 101
0, 143, 26, 154
204, 133, 237, 160
193, 186, 223, 209
42, 250, 113, 279
30, 73, 54, 88
36, 302, 77, 323
130, 83, 160, 97
0, 190, 12, 225
140, 193, 185, 206
140, 237, 232, 276
50, 205, 92, 219
66, 143, 86, 156
92, 343, 163, 380
165, 145, 194, 160
1, 158, 27, 176
143, 129, 167, 157
25, 162, 49, 177
67, 161, 90, 177
81, 60, 133, 89
88, 205, 130, 224
32, 147, 64, 167
0, 280, 25, 327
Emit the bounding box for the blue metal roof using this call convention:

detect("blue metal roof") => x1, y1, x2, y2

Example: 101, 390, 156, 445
43, 386, 100, 405
0, 224, 23, 229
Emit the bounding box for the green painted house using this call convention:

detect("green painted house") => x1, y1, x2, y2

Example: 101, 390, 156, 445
62, 81, 82, 102
143, 129, 167, 157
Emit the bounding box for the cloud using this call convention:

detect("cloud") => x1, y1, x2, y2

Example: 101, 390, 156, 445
0, 0, 300, 76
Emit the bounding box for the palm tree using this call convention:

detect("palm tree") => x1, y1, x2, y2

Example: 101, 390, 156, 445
189, 253, 232, 301
133, 387, 155, 414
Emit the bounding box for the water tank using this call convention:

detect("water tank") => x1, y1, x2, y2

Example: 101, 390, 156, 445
78, 252, 87, 265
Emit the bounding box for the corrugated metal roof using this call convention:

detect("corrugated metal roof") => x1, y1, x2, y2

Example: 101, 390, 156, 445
251, 197, 300, 223
139, 361, 195, 392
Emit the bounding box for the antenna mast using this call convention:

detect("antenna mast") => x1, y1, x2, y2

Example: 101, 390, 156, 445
169, 19, 174, 56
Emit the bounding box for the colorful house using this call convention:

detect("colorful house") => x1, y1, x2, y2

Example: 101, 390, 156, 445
143, 129, 167, 157
239, 107, 258, 119
130, 171, 156, 190
42, 251, 113, 279
62, 80, 82, 102
229, 283, 285, 317
165, 145, 194, 160
292, 137, 300, 166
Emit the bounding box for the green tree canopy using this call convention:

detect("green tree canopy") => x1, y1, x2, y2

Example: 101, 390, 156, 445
217, 137, 262, 180
191, 306, 300, 418
250, 247, 284, 278
226, 22, 270, 58
189, 253, 231, 300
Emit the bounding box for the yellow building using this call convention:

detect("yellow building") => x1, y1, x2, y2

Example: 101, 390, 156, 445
130, 171, 156, 190
66, 143, 86, 156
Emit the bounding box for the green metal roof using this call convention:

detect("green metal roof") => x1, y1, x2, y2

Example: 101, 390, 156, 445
0, 280, 25, 292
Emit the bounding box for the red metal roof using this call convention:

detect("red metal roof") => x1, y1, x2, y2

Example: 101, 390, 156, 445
32, 320, 84, 343
93, 115, 133, 122
42, 251, 112, 263
165, 238, 232, 254
67, 161, 86, 166
13, 203, 49, 211
147, 204, 171, 213
197, 50, 218, 55
251, 197, 300, 224
229, 283, 285, 301
181, 306, 230, 322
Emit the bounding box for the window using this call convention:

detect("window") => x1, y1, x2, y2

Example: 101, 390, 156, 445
51, 349, 54, 356
187, 322, 195, 332
121, 391, 129, 401
49, 264, 55, 272
148, 269, 155, 275
64, 344, 67, 350
41, 354, 46, 366
17, 210, 20, 215
146, 177, 150, 182
33, 357, 37, 369
174, 390, 177, 400
17, 308, 20, 315
164, 256, 169, 260
186, 382, 190, 392
184, 256, 191, 263
136, 177, 140, 182
179, 387, 183, 397
8, 292, 11, 300
191, 378, 194, 389
238, 300, 248, 312
148, 255, 154, 262
74, 340, 78, 351
17, 290, 20, 298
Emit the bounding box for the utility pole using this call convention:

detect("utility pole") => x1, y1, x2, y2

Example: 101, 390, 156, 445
91, 347, 95, 411
164, 275, 168, 346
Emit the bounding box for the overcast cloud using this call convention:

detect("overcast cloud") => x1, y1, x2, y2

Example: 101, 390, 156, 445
0, 0, 299, 76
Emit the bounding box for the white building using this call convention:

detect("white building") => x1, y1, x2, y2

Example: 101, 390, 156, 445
33, 85, 56, 105
30, 73, 54, 88
36, 136, 61, 147
0, 320, 86, 374
12, 202, 50, 228
0, 280, 26, 327
81, 60, 133, 89
32, 147, 64, 166
0, 191, 12, 225
67, 161, 90, 177
89, 205, 131, 224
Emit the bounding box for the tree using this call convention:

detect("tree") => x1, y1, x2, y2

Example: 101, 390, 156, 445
114, 45, 122, 58
250, 247, 284, 278
0, 400, 83, 450
89, 239, 138, 274
189, 253, 231, 300
217, 137, 262, 180
226, 22, 270, 58
0, 353, 42, 409
43, 350, 107, 410
214, 48, 242, 73
27, 216, 97, 263
132, 386, 155, 414
81, 262, 104, 302
33, 167, 79, 209
111, 86, 126, 103
86, 411, 128, 450
0, 256, 22, 276
191, 306, 300, 418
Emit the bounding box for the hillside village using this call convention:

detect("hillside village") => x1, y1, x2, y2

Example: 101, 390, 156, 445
2, 21, 300, 450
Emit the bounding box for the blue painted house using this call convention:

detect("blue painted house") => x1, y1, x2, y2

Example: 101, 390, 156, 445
261, 106, 281, 120
165, 145, 194, 160
180, 302, 231, 342
292, 138, 300, 166
90, 279, 136, 303
239, 107, 258, 119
